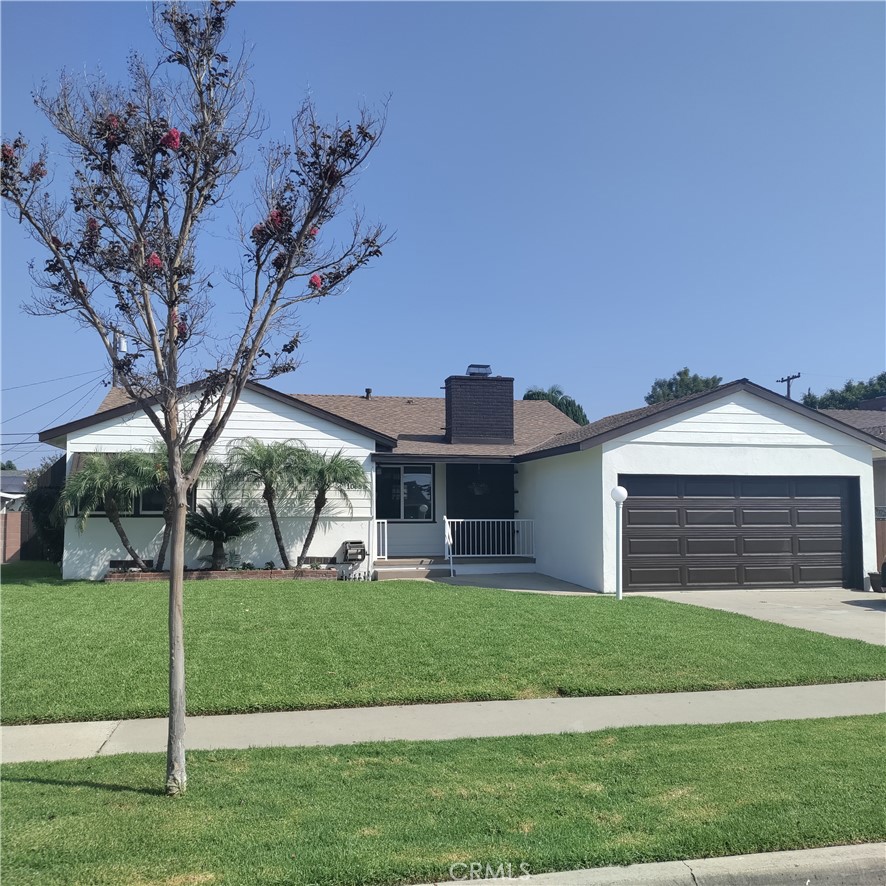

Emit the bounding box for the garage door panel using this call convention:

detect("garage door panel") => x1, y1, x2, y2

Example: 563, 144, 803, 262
740, 478, 791, 497
743, 537, 793, 555
685, 509, 737, 525
684, 478, 736, 497
797, 536, 842, 554
795, 478, 846, 497
741, 509, 793, 526
628, 567, 682, 586
628, 537, 681, 556
797, 510, 842, 525
621, 475, 855, 590
687, 567, 740, 585
627, 509, 680, 526
743, 565, 796, 584
686, 538, 737, 555
798, 565, 844, 583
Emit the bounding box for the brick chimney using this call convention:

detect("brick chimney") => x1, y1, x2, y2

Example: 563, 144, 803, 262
445, 367, 514, 444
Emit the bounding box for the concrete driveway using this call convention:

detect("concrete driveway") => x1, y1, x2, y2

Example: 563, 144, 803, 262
432, 574, 886, 645
636, 588, 886, 645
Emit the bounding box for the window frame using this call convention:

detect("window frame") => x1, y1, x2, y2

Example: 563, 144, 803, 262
376, 464, 435, 522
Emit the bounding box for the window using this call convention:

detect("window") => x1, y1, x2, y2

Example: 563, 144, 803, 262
377, 465, 433, 521
139, 486, 166, 515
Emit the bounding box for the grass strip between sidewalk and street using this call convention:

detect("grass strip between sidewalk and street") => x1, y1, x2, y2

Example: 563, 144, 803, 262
2, 715, 884, 885
2, 562, 885, 725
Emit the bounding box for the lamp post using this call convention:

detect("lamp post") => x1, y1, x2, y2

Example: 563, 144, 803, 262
610, 486, 628, 600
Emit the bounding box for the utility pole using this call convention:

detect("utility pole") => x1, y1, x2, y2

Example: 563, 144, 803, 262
776, 372, 801, 399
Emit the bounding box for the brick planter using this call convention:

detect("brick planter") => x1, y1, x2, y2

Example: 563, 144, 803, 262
105, 568, 339, 582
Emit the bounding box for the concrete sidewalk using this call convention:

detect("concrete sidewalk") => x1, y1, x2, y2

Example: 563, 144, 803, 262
421, 842, 886, 885
3, 680, 884, 764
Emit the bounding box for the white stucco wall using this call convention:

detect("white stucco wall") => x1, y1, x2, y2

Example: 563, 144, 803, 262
518, 392, 879, 593
518, 448, 603, 590
61, 387, 377, 579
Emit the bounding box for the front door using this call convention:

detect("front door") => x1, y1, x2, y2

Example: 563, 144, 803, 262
446, 464, 515, 519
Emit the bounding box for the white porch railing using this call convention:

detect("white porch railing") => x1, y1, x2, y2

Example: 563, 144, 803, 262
444, 517, 535, 577
374, 519, 388, 561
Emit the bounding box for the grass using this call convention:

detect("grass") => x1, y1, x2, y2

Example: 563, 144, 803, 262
2, 716, 884, 885
2, 561, 884, 725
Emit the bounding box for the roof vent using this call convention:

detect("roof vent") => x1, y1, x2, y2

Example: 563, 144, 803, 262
466, 364, 492, 377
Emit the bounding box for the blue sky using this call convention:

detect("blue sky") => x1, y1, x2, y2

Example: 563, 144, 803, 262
2, 1, 884, 469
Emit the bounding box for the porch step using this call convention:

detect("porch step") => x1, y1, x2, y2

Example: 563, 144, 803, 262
373, 556, 449, 581
373, 567, 451, 581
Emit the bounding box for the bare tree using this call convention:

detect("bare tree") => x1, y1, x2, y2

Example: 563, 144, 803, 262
1, 1, 387, 795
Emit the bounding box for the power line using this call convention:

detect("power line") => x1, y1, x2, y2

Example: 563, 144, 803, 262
3, 375, 108, 424
2, 368, 105, 392
7, 379, 107, 465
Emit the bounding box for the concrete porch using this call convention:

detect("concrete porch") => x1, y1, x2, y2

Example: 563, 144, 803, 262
373, 555, 536, 581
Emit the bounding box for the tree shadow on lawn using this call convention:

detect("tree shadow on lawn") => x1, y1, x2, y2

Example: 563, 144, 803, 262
0, 562, 69, 587
2, 774, 163, 797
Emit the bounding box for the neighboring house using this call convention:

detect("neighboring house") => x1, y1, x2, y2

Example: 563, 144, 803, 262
1, 470, 29, 563
39, 368, 886, 591
817, 404, 886, 565
0, 470, 27, 512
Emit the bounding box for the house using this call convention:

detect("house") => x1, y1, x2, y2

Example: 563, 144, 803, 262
38, 367, 886, 591
0, 470, 27, 512
817, 402, 886, 565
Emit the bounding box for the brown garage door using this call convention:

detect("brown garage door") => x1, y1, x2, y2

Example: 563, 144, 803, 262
620, 475, 861, 590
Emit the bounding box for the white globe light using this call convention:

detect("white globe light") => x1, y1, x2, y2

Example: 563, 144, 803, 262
611, 485, 629, 503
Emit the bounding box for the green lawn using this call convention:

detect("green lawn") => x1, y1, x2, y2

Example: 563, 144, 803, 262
2, 562, 884, 725
2, 716, 884, 885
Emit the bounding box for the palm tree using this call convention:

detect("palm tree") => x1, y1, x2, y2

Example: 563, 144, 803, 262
226, 438, 307, 569
186, 501, 258, 570
139, 442, 219, 572
523, 384, 589, 425
60, 451, 155, 570
295, 450, 369, 568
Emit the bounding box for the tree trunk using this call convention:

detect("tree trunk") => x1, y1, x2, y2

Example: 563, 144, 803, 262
155, 493, 173, 571
104, 494, 149, 571
212, 539, 226, 570
264, 486, 291, 569
296, 492, 326, 568
165, 473, 188, 797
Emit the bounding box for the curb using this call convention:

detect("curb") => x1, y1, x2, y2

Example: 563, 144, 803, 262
420, 842, 886, 885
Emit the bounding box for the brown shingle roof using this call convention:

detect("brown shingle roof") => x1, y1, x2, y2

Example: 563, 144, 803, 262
292, 394, 579, 458
819, 409, 886, 440
96, 387, 133, 413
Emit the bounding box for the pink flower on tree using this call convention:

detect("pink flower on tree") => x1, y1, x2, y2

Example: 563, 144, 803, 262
146, 252, 163, 271
1, 143, 14, 162
251, 222, 269, 248
308, 273, 324, 290
27, 162, 47, 180
159, 128, 181, 150
268, 209, 283, 229
104, 114, 121, 149
82, 217, 100, 252
309, 226, 319, 238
